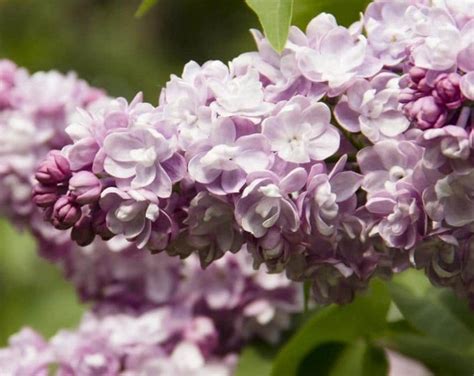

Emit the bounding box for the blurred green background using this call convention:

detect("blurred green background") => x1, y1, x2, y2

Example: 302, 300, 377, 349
0, 0, 259, 102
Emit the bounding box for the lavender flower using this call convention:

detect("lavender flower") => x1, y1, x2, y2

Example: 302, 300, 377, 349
235, 168, 306, 238
103, 127, 185, 198
358, 140, 423, 197
296, 18, 382, 96
99, 187, 162, 248
262, 96, 340, 163
174, 191, 243, 267
188, 118, 273, 195
364, 1, 415, 66
421, 125, 470, 169
366, 184, 426, 250
208, 68, 274, 119
0, 328, 53, 376
423, 169, 474, 227
334, 73, 409, 142
298, 156, 362, 237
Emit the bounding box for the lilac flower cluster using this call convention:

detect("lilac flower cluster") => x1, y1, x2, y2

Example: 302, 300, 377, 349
32, 0, 474, 305
0, 61, 302, 373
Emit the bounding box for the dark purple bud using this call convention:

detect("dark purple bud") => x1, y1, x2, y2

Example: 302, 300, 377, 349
69, 171, 102, 205
35, 151, 71, 185
32, 183, 60, 208
404, 96, 447, 130
408, 66, 431, 93
91, 207, 114, 241
51, 196, 81, 230
71, 214, 95, 247
433, 73, 464, 110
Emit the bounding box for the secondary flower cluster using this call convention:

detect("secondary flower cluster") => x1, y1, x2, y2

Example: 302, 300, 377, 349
0, 241, 300, 375
0, 315, 237, 375
61, 241, 302, 351
0, 237, 300, 375
32, 0, 474, 305
0, 326, 433, 376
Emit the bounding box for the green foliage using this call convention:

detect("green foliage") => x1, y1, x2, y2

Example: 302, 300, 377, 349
303, 280, 311, 313
385, 270, 474, 375
389, 271, 474, 352
235, 342, 277, 376
245, 0, 294, 52
326, 340, 387, 376
386, 333, 474, 376
238, 270, 474, 375
271, 280, 390, 375
135, 0, 159, 18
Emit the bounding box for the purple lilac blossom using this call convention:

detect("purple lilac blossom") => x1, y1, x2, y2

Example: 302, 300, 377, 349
26, 0, 474, 307
262, 96, 340, 163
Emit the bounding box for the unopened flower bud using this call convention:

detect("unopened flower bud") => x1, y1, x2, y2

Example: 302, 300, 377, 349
404, 96, 447, 130
52, 196, 81, 230
91, 207, 114, 241
69, 171, 102, 205
71, 214, 95, 247
433, 73, 464, 110
35, 151, 71, 185
32, 183, 60, 208
408, 67, 430, 93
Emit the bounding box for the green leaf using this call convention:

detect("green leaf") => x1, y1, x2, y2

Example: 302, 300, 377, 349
271, 279, 390, 376
135, 0, 158, 18
245, 0, 294, 52
298, 342, 346, 376
384, 333, 474, 376
293, 0, 369, 28
328, 340, 387, 376
303, 280, 311, 313
235, 342, 276, 376
389, 270, 474, 353
437, 289, 474, 330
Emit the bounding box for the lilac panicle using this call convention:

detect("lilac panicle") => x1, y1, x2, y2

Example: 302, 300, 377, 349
25, 0, 474, 308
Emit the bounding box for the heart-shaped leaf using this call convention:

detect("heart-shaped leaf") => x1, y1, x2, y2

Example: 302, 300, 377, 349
245, 0, 294, 52
135, 0, 159, 18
